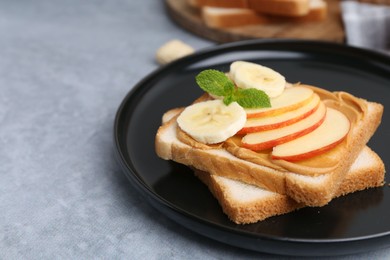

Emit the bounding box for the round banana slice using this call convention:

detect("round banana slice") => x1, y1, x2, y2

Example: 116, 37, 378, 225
177, 100, 246, 144
230, 61, 286, 98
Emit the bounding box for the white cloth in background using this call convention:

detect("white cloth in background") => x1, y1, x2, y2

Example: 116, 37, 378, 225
341, 1, 390, 52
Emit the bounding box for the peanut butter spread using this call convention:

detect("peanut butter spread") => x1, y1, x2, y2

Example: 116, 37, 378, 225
176, 84, 368, 177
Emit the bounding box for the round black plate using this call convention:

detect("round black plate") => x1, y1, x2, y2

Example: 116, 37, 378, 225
114, 40, 390, 256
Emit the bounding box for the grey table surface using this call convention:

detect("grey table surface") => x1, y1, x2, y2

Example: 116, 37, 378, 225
1, 0, 389, 259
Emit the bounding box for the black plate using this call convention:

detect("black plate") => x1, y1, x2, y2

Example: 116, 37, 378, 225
114, 40, 390, 256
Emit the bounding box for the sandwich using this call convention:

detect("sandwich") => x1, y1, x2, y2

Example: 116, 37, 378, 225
160, 109, 385, 224
155, 61, 384, 207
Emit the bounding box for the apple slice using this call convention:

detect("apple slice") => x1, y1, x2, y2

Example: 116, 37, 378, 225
239, 94, 321, 134
241, 102, 326, 151
272, 107, 350, 161
245, 86, 314, 118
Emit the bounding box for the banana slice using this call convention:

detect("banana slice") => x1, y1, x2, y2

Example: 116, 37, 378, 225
177, 100, 246, 144
230, 61, 286, 98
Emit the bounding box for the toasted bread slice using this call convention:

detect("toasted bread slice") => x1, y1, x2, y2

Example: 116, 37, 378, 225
247, 0, 310, 16
189, 0, 312, 17
201, 7, 269, 28
201, 0, 327, 28
194, 146, 385, 224
155, 85, 383, 206
159, 109, 385, 223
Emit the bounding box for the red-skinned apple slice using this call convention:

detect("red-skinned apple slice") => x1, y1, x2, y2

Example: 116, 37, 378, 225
245, 86, 314, 118
241, 102, 326, 151
238, 94, 321, 134
271, 107, 350, 161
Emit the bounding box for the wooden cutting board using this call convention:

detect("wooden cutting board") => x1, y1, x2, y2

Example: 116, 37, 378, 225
165, 0, 345, 43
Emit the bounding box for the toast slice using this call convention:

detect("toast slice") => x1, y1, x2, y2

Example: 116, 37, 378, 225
155, 85, 383, 206
247, 0, 310, 17
194, 146, 385, 224
201, 7, 269, 28
201, 0, 327, 28
189, 0, 312, 17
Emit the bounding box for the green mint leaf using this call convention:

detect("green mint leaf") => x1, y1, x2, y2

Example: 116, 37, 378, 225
223, 95, 234, 106
196, 69, 234, 97
195, 69, 271, 109
224, 81, 234, 96
231, 88, 271, 108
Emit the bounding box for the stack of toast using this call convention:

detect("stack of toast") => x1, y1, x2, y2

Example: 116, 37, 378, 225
155, 61, 385, 224
187, 0, 329, 28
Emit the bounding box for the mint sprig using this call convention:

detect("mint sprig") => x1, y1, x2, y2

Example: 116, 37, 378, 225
195, 69, 271, 108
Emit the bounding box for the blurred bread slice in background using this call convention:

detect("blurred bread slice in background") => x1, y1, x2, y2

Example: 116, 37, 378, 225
247, 0, 310, 17
201, 0, 327, 28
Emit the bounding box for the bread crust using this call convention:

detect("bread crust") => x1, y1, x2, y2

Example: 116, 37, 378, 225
195, 170, 301, 224
201, 7, 269, 28
189, 0, 312, 17
194, 146, 385, 224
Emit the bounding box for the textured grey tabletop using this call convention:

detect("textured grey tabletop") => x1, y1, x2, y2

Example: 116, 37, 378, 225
1, 0, 389, 259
